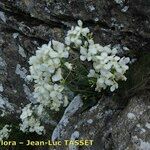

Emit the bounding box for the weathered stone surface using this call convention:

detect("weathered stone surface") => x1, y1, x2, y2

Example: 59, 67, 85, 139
112, 94, 150, 150
51, 96, 119, 150
52, 95, 150, 150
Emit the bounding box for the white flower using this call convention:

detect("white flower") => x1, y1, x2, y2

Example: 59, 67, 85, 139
49, 50, 58, 58
105, 79, 114, 86
80, 46, 88, 61
0, 125, 11, 140
50, 91, 57, 98
87, 69, 96, 77
65, 20, 90, 47
32, 122, 45, 135
88, 44, 98, 55
96, 77, 106, 92
37, 104, 44, 115
78, 20, 83, 27
110, 83, 118, 92
88, 39, 94, 45
20, 104, 33, 120
26, 75, 33, 81
52, 68, 63, 82
64, 62, 73, 70
27, 38, 70, 113
65, 37, 71, 45
20, 115, 45, 135
82, 27, 90, 36
85, 38, 130, 92
20, 104, 45, 135
51, 101, 62, 111
80, 44, 98, 61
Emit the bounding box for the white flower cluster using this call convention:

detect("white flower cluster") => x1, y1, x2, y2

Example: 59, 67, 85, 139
20, 40, 72, 134
20, 104, 45, 135
65, 20, 130, 92
65, 20, 90, 48
89, 54, 130, 92
0, 125, 11, 140
26, 40, 70, 111
22, 20, 130, 135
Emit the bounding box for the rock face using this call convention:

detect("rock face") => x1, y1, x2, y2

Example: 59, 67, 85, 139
51, 95, 150, 150
0, 0, 150, 150
112, 95, 150, 150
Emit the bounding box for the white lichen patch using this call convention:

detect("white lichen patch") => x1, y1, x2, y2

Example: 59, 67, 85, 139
130, 58, 137, 64
111, 18, 125, 30
123, 46, 129, 51
94, 17, 99, 22
88, 5, 95, 12
12, 33, 19, 39
18, 45, 26, 58
136, 124, 141, 128
13, 89, 17, 93
0, 84, 3, 92
0, 95, 14, 117
15, 64, 27, 81
127, 113, 136, 119
140, 128, 146, 134
105, 110, 113, 115
71, 131, 80, 140
114, 0, 124, 5
121, 6, 129, 12
145, 123, 150, 129
0, 57, 6, 68
89, 103, 98, 112
87, 119, 93, 124
136, 124, 146, 134
132, 136, 150, 150
0, 11, 6, 23
69, 131, 80, 150
74, 125, 78, 129
139, 111, 143, 115
139, 140, 150, 150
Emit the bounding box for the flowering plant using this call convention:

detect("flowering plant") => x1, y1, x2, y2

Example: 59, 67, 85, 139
18, 20, 130, 135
